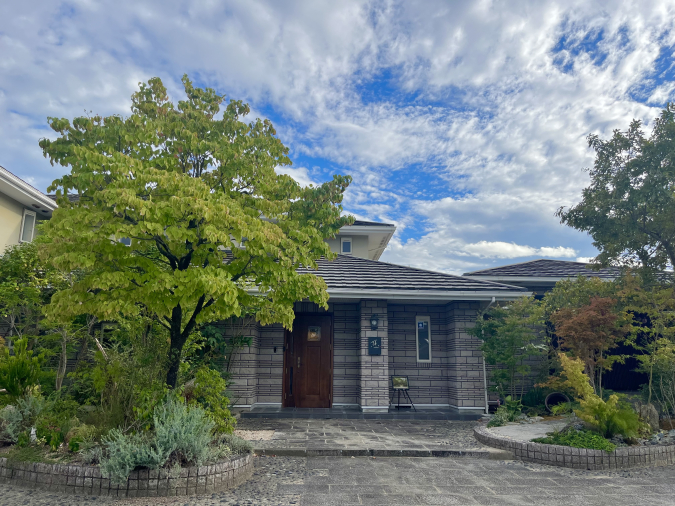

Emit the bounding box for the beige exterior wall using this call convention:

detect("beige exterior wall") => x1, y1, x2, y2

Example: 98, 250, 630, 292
325, 235, 369, 259
0, 192, 25, 251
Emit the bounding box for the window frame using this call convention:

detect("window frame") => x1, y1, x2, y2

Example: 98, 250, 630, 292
340, 237, 353, 255
19, 209, 37, 243
415, 316, 432, 363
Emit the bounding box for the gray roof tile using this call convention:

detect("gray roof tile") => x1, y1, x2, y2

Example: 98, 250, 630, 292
463, 259, 619, 279
299, 255, 526, 292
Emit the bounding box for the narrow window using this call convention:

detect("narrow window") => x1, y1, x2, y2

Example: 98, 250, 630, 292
20, 210, 36, 243
416, 316, 431, 362
341, 237, 352, 254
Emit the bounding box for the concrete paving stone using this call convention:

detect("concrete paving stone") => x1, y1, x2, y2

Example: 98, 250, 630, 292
4, 455, 675, 505
472, 495, 536, 505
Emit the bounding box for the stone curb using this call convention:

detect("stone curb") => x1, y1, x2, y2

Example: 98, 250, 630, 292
0, 454, 253, 497
474, 425, 675, 470
254, 447, 512, 459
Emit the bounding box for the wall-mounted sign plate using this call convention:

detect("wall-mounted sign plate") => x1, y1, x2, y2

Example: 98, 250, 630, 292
368, 336, 381, 355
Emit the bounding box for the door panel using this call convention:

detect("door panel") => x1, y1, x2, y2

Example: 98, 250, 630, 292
283, 314, 332, 408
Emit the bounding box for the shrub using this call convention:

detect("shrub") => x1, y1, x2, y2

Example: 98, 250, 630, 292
0, 395, 46, 444
100, 429, 166, 484
153, 396, 214, 466
100, 396, 216, 484
521, 387, 550, 408
190, 367, 235, 434
0, 339, 43, 401
533, 428, 616, 452
0, 405, 23, 443
559, 354, 641, 438
487, 396, 523, 428
215, 433, 253, 455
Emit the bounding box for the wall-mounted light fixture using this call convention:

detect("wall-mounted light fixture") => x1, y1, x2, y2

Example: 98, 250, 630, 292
370, 314, 379, 330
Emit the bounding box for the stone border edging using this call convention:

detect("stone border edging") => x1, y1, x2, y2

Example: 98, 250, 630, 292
0, 453, 252, 497
474, 425, 675, 470
254, 447, 511, 459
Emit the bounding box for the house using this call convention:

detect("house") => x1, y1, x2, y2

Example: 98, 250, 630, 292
226, 222, 531, 416
0, 165, 551, 416
0, 165, 56, 251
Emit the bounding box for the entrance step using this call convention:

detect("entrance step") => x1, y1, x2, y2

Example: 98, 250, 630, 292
254, 447, 512, 459
240, 407, 482, 421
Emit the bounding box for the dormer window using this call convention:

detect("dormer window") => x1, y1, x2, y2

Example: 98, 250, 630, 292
341, 237, 352, 255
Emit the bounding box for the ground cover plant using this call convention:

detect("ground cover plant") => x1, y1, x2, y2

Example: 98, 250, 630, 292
533, 428, 617, 452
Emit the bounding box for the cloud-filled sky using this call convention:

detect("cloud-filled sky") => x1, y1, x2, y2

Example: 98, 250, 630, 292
2, 0, 674, 274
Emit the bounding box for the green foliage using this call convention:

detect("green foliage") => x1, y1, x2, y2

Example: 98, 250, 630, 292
471, 297, 547, 400
153, 396, 214, 466
39, 75, 352, 387
487, 396, 523, 427
558, 354, 642, 438
100, 396, 216, 484
190, 367, 235, 434
543, 276, 620, 318
550, 297, 627, 397
100, 429, 166, 485
557, 103, 675, 273
619, 274, 675, 406
0, 405, 24, 443
214, 433, 253, 455
521, 387, 551, 408
533, 428, 616, 452
0, 338, 44, 400
5, 445, 58, 464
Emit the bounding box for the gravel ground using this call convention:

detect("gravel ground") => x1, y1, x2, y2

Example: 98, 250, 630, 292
3, 456, 675, 505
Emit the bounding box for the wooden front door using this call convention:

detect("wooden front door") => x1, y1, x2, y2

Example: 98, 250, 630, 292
283, 314, 333, 408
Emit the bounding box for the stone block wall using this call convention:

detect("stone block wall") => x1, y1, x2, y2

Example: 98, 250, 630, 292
475, 426, 675, 470
359, 300, 389, 412
447, 302, 485, 410
0, 455, 253, 497
388, 304, 450, 405
333, 302, 360, 405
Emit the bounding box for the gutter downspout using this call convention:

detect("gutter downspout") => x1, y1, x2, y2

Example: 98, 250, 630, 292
481, 296, 496, 415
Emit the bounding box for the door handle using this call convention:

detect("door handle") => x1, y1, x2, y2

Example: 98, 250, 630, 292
297, 357, 301, 369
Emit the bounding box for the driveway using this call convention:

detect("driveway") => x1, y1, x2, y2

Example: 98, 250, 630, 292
2, 456, 675, 505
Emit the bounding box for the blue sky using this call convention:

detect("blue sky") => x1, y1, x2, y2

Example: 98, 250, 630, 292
1, 0, 674, 274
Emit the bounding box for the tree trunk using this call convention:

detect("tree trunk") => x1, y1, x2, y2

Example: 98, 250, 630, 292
56, 329, 67, 391
165, 305, 185, 389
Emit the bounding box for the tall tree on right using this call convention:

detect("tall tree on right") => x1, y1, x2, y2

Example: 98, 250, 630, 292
557, 104, 675, 272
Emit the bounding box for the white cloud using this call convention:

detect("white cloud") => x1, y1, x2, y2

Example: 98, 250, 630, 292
274, 166, 318, 188
1, 0, 675, 273
463, 241, 577, 259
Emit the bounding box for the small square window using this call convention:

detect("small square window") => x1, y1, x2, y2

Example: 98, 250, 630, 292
416, 316, 431, 362
341, 237, 352, 254
20, 210, 36, 243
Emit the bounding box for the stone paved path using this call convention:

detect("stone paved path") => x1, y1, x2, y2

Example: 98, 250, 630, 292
237, 418, 488, 452
2, 456, 675, 505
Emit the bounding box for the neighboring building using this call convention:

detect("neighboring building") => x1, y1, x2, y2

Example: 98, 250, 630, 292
0, 166, 56, 251
464, 259, 621, 298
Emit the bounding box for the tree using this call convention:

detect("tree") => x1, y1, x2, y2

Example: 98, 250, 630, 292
471, 296, 547, 400
39, 76, 352, 388
619, 273, 675, 405
0, 242, 63, 341
550, 297, 627, 397
557, 104, 675, 272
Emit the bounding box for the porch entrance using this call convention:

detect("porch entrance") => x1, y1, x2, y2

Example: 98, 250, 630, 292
283, 313, 333, 408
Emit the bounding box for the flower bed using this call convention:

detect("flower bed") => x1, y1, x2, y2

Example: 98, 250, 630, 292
474, 425, 675, 470
0, 453, 253, 497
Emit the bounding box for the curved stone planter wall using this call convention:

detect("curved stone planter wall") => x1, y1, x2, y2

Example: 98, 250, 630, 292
475, 426, 675, 470
0, 453, 252, 497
